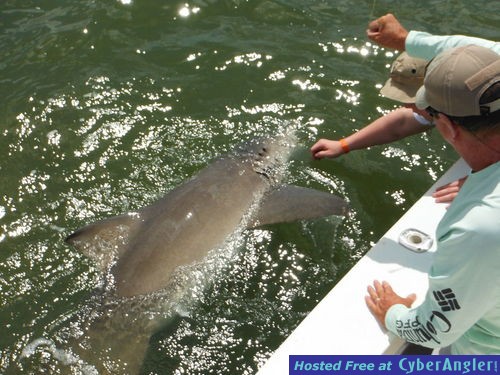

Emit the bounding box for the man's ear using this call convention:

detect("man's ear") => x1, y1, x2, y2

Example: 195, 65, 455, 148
438, 114, 460, 140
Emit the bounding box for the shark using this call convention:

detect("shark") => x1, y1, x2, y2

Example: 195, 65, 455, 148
65, 132, 348, 298
52, 130, 348, 373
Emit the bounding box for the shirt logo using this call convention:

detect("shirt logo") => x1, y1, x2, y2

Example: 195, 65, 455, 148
433, 288, 461, 312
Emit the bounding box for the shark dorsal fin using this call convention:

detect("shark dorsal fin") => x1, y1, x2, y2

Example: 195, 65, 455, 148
65, 213, 143, 271
249, 185, 348, 228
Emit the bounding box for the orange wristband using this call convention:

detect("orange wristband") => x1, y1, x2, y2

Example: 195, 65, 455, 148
339, 138, 350, 154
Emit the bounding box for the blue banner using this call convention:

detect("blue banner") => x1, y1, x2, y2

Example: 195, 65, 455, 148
289, 355, 499, 375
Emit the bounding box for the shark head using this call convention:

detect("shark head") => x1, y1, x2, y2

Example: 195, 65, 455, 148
235, 133, 298, 183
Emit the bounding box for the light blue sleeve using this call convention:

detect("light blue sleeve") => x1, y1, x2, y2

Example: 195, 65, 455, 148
385, 209, 500, 351
406, 30, 500, 60
413, 112, 432, 126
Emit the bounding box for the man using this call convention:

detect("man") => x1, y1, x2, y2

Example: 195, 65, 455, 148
310, 52, 431, 159
364, 14, 499, 202
366, 45, 500, 354
312, 17, 499, 202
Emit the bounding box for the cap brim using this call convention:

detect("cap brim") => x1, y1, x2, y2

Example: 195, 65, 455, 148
415, 85, 430, 110
380, 79, 421, 103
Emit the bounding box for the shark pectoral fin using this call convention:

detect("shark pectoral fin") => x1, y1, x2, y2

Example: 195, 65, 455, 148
249, 185, 349, 228
65, 213, 142, 270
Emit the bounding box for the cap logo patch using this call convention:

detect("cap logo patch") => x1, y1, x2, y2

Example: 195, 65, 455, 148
465, 60, 500, 91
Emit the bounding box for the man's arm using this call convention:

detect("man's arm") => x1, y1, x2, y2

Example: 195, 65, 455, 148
406, 31, 500, 60
369, 222, 500, 350
311, 107, 428, 159
367, 13, 499, 60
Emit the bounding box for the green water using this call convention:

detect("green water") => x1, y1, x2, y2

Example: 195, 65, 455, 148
1, 1, 498, 374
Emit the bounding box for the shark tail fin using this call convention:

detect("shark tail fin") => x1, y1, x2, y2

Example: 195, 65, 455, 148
65, 213, 143, 271
74, 325, 151, 375
249, 185, 348, 228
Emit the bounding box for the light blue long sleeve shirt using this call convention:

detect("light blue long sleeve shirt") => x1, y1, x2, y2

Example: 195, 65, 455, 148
406, 30, 500, 60
385, 162, 500, 354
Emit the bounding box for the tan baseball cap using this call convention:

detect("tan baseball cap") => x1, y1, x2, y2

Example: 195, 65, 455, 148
415, 45, 500, 116
380, 52, 427, 103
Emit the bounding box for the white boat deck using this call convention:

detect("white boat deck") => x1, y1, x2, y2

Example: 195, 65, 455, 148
257, 158, 470, 374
